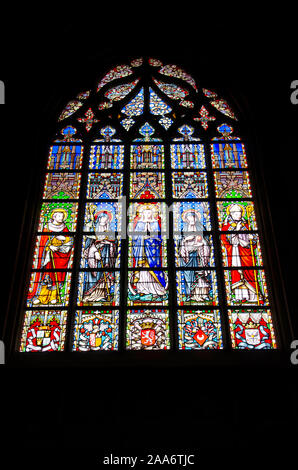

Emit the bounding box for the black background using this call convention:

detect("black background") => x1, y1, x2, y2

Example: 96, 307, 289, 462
0, 6, 298, 467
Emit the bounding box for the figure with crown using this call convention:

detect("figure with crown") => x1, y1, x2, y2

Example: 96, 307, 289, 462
128, 203, 168, 302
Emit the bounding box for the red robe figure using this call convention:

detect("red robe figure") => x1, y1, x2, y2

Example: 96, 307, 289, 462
28, 209, 72, 305
221, 204, 264, 304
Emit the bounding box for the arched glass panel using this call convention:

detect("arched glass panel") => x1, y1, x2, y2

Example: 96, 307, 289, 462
19, 57, 277, 353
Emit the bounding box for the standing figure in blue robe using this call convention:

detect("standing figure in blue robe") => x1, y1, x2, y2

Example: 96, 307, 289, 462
129, 204, 167, 301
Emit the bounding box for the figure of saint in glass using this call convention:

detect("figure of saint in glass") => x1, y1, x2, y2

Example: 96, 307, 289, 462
82, 209, 118, 303
128, 203, 168, 304
178, 209, 212, 302
27, 208, 73, 306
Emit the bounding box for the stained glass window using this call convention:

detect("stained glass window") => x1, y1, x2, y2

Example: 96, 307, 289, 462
19, 57, 279, 356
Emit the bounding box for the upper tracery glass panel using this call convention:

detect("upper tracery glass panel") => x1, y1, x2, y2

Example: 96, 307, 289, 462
57, 57, 238, 136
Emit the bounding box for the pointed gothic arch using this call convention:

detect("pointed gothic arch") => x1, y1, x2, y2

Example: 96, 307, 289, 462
4, 56, 293, 363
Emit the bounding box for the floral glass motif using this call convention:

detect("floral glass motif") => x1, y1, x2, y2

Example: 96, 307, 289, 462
121, 118, 135, 130
121, 88, 144, 117
149, 88, 172, 115
210, 99, 237, 120
94, 125, 121, 142
159, 64, 198, 92
228, 310, 276, 349
58, 91, 90, 121
213, 124, 240, 140
193, 105, 216, 130
58, 100, 84, 121
97, 64, 133, 92
134, 122, 161, 142
177, 310, 223, 349
159, 116, 173, 129
131, 57, 143, 67
120, 88, 144, 130
202, 88, 217, 98
54, 126, 82, 143
58, 92, 90, 121
76, 91, 90, 100
20, 310, 68, 352
104, 79, 140, 102
78, 108, 99, 132
149, 58, 163, 67
98, 101, 113, 111
174, 124, 199, 142
153, 78, 189, 101
203, 88, 237, 120
73, 310, 119, 351
180, 100, 194, 108
126, 310, 170, 350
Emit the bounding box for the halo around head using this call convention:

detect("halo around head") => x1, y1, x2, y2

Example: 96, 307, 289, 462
181, 208, 202, 222
50, 208, 68, 220
94, 210, 113, 222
